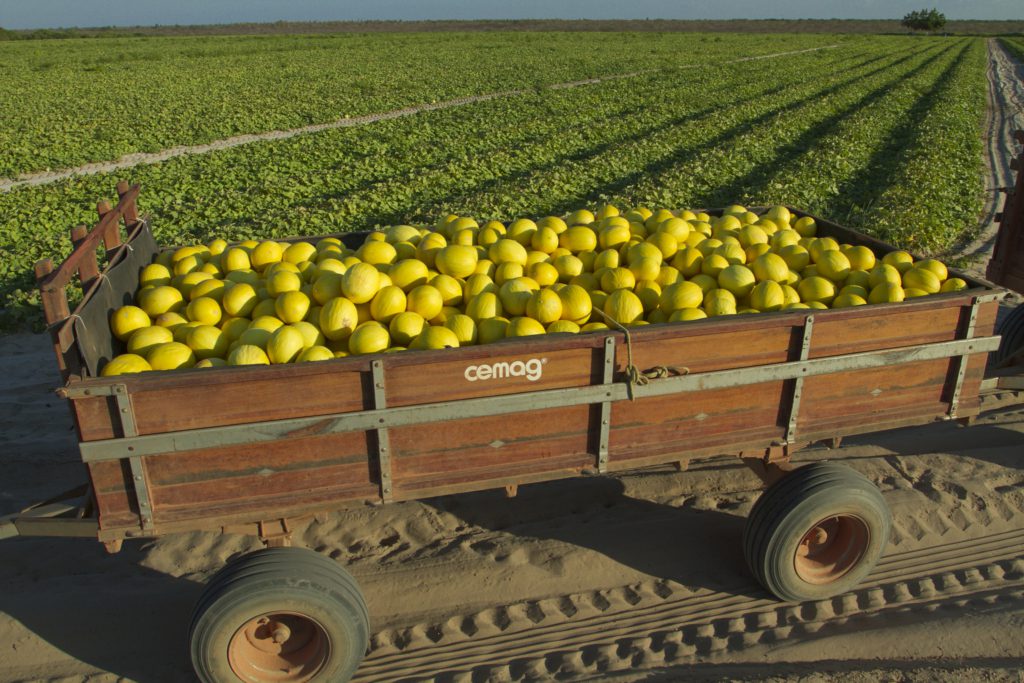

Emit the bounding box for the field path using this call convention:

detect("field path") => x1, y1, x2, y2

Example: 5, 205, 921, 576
953, 38, 1024, 274
0, 45, 836, 194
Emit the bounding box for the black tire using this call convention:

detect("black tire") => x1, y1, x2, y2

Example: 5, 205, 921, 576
189, 547, 369, 683
992, 304, 1024, 368
743, 462, 891, 602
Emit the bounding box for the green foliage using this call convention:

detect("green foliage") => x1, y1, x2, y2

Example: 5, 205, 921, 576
0, 31, 833, 178
901, 9, 947, 34
0, 34, 989, 331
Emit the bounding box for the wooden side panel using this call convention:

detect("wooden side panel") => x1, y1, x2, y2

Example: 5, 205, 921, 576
74, 395, 119, 441
609, 382, 787, 462
128, 369, 366, 435
87, 460, 138, 529
809, 304, 961, 358
625, 318, 798, 373
146, 431, 376, 525
72, 287, 1002, 537
389, 405, 593, 493
384, 345, 599, 407
798, 358, 949, 433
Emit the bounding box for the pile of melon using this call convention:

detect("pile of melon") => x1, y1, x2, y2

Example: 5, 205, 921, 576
101, 205, 966, 376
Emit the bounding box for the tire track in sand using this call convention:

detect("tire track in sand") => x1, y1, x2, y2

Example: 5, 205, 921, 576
351, 528, 1024, 682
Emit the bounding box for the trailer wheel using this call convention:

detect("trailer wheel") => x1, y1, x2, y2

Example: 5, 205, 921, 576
992, 304, 1024, 368
743, 462, 891, 602
189, 547, 369, 683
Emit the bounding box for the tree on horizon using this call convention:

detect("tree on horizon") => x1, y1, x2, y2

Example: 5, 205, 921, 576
901, 8, 947, 33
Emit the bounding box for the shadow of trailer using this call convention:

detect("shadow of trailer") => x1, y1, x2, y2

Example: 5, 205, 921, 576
3, 179, 1023, 682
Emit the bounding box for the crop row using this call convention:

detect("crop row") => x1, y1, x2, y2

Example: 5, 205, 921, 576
0, 37, 987, 331
0, 31, 847, 178
0, 42, 889, 326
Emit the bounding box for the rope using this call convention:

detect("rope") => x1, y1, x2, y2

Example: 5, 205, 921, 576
591, 308, 689, 400
51, 312, 87, 334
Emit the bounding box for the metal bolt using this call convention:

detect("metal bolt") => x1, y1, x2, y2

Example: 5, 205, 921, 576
134, 475, 141, 481
271, 623, 291, 645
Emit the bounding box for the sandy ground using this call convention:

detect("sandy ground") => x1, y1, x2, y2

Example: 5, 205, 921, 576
1, 40, 1023, 683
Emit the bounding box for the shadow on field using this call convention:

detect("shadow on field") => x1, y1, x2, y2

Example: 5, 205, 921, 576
705, 42, 955, 209
0, 536, 200, 681
821, 42, 971, 231
845, 417, 1024, 470
577, 44, 926, 210
423, 474, 765, 599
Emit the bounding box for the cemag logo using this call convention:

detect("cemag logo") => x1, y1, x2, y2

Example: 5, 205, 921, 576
464, 358, 547, 382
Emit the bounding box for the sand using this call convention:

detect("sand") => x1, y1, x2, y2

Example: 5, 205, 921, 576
1, 39, 1023, 683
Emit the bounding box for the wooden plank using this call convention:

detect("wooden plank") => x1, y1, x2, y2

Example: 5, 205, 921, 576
70, 224, 100, 290
626, 322, 796, 374
609, 382, 787, 460
389, 405, 592, 482
392, 453, 591, 498
74, 396, 119, 441
151, 483, 378, 526
798, 359, 950, 429
126, 369, 367, 435
152, 461, 375, 510
384, 345, 599, 408
145, 431, 373, 487
87, 460, 138, 530
809, 305, 962, 359
34, 258, 70, 325
44, 185, 140, 291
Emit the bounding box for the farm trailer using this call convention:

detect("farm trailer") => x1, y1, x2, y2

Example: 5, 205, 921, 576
2, 180, 1023, 682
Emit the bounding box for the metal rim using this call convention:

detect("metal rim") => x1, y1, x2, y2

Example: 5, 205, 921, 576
793, 515, 870, 585
227, 611, 333, 682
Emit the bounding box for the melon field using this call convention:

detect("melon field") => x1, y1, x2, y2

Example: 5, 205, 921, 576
0, 32, 999, 330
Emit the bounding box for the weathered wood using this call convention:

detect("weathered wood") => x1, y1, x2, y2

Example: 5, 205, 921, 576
390, 405, 591, 481
70, 224, 101, 291
609, 382, 787, 462
44, 185, 140, 293
385, 345, 599, 407
34, 258, 70, 325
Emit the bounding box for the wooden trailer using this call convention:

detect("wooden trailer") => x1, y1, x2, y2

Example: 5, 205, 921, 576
3, 181, 1022, 683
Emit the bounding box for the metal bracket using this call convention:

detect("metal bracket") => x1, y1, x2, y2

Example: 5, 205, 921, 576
948, 298, 981, 418
372, 360, 394, 502
113, 384, 154, 533
258, 518, 293, 547
785, 315, 814, 443
597, 336, 615, 473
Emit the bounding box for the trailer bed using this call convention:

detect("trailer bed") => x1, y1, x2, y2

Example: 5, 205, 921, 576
20, 184, 1009, 547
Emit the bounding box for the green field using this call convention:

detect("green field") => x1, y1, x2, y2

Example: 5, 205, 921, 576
0, 32, 989, 329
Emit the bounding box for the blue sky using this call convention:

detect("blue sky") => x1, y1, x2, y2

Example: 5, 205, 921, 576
1, 0, 1019, 29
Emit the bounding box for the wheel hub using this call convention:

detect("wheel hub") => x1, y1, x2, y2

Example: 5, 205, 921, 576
228, 612, 331, 682
794, 515, 870, 586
